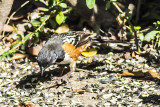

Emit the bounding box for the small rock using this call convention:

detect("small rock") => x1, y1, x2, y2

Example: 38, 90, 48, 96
103, 93, 113, 99
71, 100, 82, 106
141, 92, 149, 97
109, 76, 117, 81
100, 78, 109, 84
142, 85, 149, 89
31, 98, 38, 103
110, 98, 117, 105
133, 99, 142, 104
97, 102, 104, 106
104, 102, 111, 106
118, 58, 124, 64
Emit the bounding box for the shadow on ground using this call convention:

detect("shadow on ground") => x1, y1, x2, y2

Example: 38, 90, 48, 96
16, 61, 104, 89
16, 58, 160, 89
140, 94, 160, 105
16, 68, 60, 89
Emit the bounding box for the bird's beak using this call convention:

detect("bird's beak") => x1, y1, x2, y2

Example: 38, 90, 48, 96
40, 66, 45, 76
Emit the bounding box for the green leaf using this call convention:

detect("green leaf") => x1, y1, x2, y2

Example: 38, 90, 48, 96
157, 21, 160, 25
145, 31, 159, 41
125, 9, 132, 21
24, 33, 31, 41
17, 34, 22, 41
31, 20, 41, 25
11, 42, 19, 49
59, 3, 67, 8
37, 0, 48, 6
86, 0, 95, 9
49, 0, 56, 8
49, 19, 57, 28
34, 32, 39, 38
0, 51, 10, 59
134, 26, 141, 31
56, 12, 65, 25
138, 33, 144, 41
40, 25, 44, 31
33, 32, 40, 43
21, 41, 28, 50
106, 1, 111, 10
40, 16, 48, 22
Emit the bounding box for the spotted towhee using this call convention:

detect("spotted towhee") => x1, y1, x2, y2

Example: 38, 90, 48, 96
37, 31, 96, 80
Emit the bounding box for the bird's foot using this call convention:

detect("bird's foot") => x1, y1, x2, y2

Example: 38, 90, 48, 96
51, 70, 73, 85
51, 74, 68, 85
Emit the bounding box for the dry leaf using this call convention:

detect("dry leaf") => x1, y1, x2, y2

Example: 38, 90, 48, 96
55, 24, 69, 34
10, 53, 28, 60
121, 71, 134, 76
135, 51, 141, 55
37, 7, 47, 11
131, 51, 136, 57
122, 70, 160, 79
146, 70, 160, 79
6, 37, 15, 43
143, 44, 148, 51
113, 55, 121, 59
121, 70, 145, 77
124, 52, 131, 59
81, 48, 97, 57
17, 103, 37, 107
3, 24, 14, 32
73, 89, 85, 92
28, 45, 43, 56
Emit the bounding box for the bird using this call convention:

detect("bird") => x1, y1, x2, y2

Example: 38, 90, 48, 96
37, 31, 96, 81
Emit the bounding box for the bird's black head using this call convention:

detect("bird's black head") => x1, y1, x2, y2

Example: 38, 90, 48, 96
37, 47, 57, 76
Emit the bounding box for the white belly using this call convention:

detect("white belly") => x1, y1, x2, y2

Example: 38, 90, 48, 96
58, 53, 74, 64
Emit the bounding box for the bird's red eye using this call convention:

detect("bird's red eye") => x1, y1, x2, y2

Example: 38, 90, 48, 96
48, 61, 51, 64
48, 57, 52, 64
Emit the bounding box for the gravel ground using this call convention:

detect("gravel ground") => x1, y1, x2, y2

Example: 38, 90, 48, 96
0, 52, 160, 107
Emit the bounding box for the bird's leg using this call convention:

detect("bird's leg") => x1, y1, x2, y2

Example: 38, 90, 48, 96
59, 66, 65, 76
64, 61, 76, 77
55, 62, 76, 83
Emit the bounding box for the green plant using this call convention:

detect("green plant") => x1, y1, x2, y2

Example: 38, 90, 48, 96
134, 21, 160, 53
106, 0, 117, 10
134, 26, 144, 42
86, 0, 96, 9
0, 0, 70, 59
144, 21, 160, 52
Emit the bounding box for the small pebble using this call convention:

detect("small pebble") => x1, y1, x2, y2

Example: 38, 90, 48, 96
100, 78, 109, 84
103, 93, 113, 99
31, 98, 38, 103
